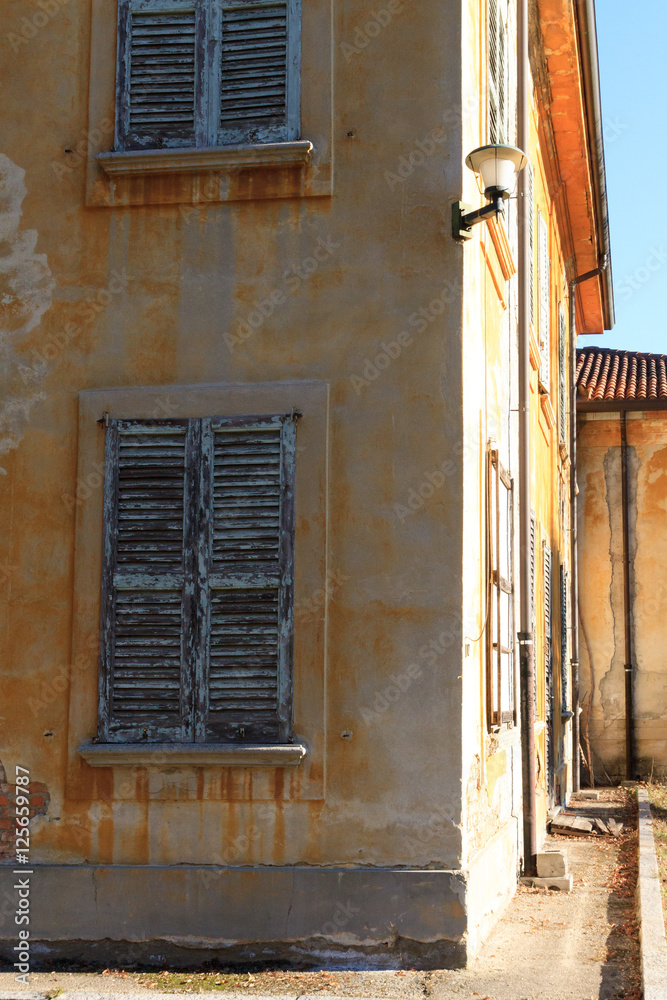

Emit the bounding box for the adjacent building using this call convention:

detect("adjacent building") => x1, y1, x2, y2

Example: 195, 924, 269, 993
577, 348, 667, 783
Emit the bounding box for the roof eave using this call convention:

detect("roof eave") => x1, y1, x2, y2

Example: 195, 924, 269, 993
574, 0, 615, 331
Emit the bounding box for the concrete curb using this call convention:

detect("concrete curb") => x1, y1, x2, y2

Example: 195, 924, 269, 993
637, 788, 667, 1000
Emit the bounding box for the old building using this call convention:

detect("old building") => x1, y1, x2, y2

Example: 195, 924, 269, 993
577, 348, 667, 783
0, 0, 612, 969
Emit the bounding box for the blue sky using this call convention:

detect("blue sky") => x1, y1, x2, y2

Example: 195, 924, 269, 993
594, 0, 666, 353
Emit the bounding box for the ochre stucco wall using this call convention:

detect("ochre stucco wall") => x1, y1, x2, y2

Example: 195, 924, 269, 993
0, 0, 468, 876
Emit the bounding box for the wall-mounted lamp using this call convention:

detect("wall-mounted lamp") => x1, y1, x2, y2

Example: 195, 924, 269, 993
452, 144, 527, 240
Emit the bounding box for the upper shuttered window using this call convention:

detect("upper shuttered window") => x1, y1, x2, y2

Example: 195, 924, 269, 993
538, 211, 551, 391
115, 0, 302, 151
98, 414, 297, 744
488, 0, 510, 144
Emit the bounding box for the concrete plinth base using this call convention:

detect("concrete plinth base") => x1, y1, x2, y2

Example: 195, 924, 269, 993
0, 865, 468, 970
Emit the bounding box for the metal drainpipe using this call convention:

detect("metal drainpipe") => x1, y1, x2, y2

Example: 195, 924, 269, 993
517, 0, 536, 876
620, 410, 635, 779
569, 261, 608, 792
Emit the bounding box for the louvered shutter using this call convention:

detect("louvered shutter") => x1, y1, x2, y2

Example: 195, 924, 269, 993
527, 165, 535, 331
217, 0, 301, 144
116, 0, 207, 150
538, 212, 551, 391
560, 565, 569, 713
543, 541, 552, 719
544, 541, 555, 802
559, 306, 567, 443
488, 0, 508, 143
99, 419, 198, 741
199, 414, 296, 742
488, 0, 499, 143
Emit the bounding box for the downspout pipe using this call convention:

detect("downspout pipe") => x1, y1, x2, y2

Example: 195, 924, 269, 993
568, 2, 615, 790
569, 260, 608, 792
517, 0, 536, 876
620, 411, 635, 779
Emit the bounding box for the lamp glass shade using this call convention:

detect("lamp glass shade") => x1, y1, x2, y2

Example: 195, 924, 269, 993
465, 144, 527, 196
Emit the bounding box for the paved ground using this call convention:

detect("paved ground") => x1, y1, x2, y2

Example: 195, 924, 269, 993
0, 790, 640, 1000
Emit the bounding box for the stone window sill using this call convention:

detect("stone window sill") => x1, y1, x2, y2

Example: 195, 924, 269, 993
88, 139, 330, 207
78, 743, 307, 768
96, 141, 314, 178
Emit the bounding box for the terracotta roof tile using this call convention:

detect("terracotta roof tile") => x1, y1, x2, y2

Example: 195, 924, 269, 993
577, 347, 667, 403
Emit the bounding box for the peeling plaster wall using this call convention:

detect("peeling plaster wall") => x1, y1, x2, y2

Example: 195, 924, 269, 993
578, 410, 667, 781
0, 154, 54, 467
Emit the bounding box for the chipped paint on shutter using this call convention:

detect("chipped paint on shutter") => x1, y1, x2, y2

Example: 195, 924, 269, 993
99, 419, 196, 742
199, 414, 296, 742
116, 0, 207, 150
217, 0, 300, 144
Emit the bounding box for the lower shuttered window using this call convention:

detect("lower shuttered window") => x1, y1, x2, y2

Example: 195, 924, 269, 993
98, 414, 296, 744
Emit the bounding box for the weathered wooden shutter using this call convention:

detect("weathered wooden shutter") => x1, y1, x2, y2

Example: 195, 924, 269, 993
217, 0, 301, 144
560, 565, 569, 714
544, 541, 555, 802
99, 419, 198, 742
488, 0, 508, 144
199, 414, 296, 742
538, 212, 551, 391
559, 305, 567, 443
527, 165, 535, 331
116, 0, 208, 150
488, 0, 500, 143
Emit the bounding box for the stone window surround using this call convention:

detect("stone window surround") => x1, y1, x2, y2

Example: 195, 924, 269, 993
85, 0, 333, 208
67, 380, 328, 798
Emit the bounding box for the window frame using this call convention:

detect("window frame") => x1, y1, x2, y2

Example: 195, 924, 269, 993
97, 412, 297, 746
487, 446, 515, 729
